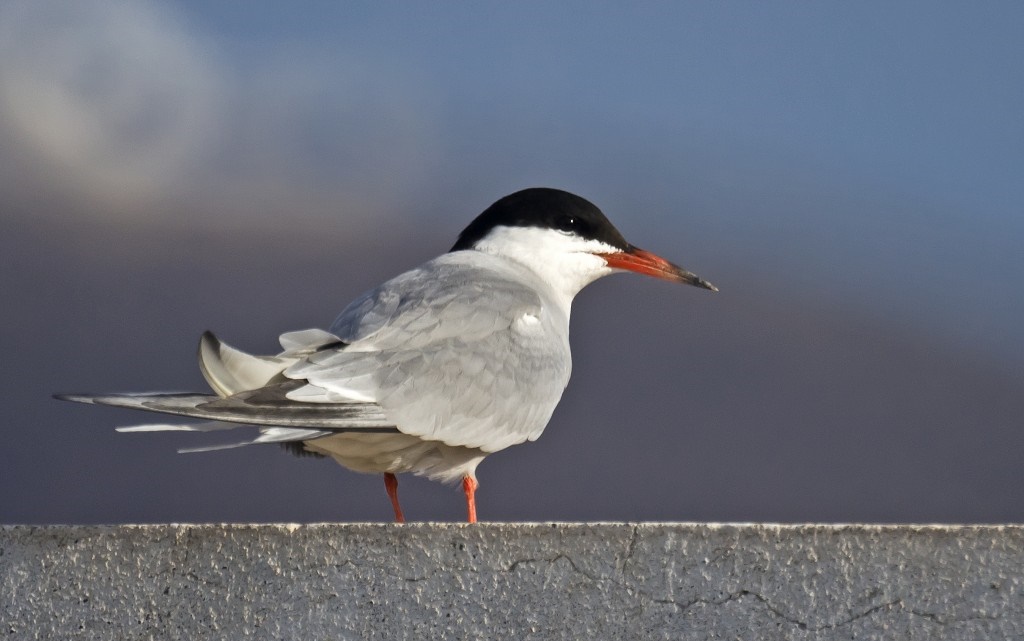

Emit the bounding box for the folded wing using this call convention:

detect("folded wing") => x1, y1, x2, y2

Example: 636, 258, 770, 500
282, 254, 569, 452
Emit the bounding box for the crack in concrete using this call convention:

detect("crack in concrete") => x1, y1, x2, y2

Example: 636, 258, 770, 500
395, 551, 611, 586
650, 590, 902, 630
616, 525, 640, 576
375, 550, 1010, 632
506, 554, 603, 583
385, 551, 1004, 632
904, 606, 1003, 627
648, 589, 1004, 631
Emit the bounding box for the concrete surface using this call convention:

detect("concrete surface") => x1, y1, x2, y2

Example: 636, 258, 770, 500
2, 523, 1022, 640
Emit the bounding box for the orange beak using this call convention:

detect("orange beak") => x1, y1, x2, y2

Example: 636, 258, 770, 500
598, 246, 718, 291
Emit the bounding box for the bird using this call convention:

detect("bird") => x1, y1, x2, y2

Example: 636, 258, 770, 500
56, 187, 717, 523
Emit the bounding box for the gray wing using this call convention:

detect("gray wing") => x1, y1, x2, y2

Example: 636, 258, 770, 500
329, 255, 537, 350
285, 254, 572, 453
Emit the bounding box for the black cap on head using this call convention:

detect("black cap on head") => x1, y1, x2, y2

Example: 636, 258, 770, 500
451, 188, 630, 252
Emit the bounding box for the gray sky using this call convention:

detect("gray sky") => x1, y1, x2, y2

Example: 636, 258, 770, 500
2, 0, 1022, 523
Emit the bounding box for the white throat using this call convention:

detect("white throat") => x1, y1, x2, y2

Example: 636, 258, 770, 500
470, 226, 619, 308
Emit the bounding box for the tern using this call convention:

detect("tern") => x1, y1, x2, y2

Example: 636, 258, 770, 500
57, 188, 716, 522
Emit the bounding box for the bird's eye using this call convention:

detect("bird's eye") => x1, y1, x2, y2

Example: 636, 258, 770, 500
556, 216, 578, 232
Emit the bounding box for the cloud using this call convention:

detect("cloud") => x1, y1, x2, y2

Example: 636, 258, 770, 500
0, 0, 442, 225
0, 0, 225, 214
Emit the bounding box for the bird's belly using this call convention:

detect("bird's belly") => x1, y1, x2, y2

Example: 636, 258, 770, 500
304, 432, 486, 484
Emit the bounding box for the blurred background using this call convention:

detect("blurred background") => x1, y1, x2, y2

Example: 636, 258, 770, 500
2, 1, 1022, 524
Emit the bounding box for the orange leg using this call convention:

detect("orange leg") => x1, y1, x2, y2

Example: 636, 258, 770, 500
462, 475, 479, 523
384, 473, 405, 523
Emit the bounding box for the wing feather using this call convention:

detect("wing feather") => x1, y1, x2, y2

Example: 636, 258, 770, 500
55, 386, 397, 431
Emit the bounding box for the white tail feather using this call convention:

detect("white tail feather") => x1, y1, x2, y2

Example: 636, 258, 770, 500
177, 427, 330, 453
198, 331, 292, 397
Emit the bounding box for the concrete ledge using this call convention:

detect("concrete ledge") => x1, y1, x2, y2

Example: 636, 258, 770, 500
3, 524, 1022, 640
